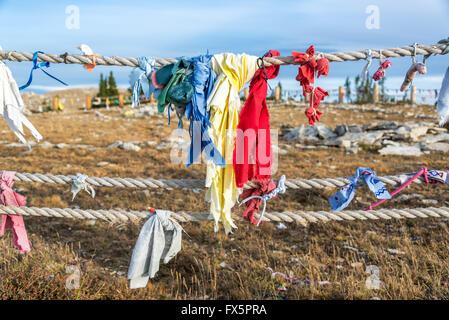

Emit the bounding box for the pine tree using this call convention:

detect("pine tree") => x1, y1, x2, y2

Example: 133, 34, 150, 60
344, 76, 351, 103
107, 71, 119, 97
97, 73, 107, 97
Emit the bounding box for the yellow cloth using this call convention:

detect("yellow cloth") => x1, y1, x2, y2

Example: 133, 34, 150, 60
205, 53, 258, 233
58, 100, 64, 111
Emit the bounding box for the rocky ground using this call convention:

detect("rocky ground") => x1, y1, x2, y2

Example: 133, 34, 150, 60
0, 91, 449, 300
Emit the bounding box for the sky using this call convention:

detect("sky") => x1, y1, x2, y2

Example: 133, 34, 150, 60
1, 0, 448, 95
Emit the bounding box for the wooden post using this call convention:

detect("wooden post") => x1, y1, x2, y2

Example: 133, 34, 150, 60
53, 97, 58, 111
150, 93, 155, 103
338, 86, 344, 104
244, 88, 249, 99
373, 85, 379, 103
411, 85, 416, 105
119, 94, 124, 107
305, 92, 310, 103
275, 86, 281, 101
86, 95, 92, 110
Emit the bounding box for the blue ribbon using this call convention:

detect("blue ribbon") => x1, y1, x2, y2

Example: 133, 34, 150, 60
329, 167, 391, 211
19, 51, 68, 90
184, 54, 225, 167
130, 57, 159, 107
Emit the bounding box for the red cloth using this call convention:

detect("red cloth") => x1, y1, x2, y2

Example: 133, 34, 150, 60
373, 60, 392, 81
292, 46, 330, 126
0, 171, 31, 254
240, 178, 276, 225
305, 87, 329, 125
233, 50, 280, 189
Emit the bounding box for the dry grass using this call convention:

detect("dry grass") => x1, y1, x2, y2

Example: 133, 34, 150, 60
0, 96, 448, 300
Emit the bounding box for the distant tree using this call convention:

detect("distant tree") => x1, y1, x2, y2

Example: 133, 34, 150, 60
107, 71, 119, 97
379, 76, 386, 102
97, 73, 107, 97
344, 76, 351, 102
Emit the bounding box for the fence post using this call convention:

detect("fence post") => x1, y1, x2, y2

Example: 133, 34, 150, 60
305, 92, 310, 103
275, 86, 281, 101
53, 97, 58, 111
86, 95, 92, 110
338, 86, 344, 104
373, 85, 379, 103
411, 85, 416, 105
150, 93, 155, 103
119, 94, 124, 107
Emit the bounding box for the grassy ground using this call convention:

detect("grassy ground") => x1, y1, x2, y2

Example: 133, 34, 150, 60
1, 98, 448, 299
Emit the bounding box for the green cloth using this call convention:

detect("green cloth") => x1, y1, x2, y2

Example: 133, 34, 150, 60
157, 60, 194, 114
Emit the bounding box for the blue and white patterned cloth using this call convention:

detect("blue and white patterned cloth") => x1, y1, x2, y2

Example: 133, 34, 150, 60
329, 167, 391, 211
427, 170, 449, 184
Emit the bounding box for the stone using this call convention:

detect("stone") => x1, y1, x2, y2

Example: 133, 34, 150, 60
420, 133, 449, 144
272, 145, 288, 155
120, 142, 141, 152
410, 126, 429, 141
55, 143, 70, 149
363, 121, 399, 131
283, 126, 304, 142
6, 143, 25, 148
359, 131, 385, 145
315, 123, 337, 139
395, 193, 424, 201
107, 141, 123, 149
422, 199, 438, 205
156, 142, 170, 150
423, 142, 449, 153
39, 141, 54, 149
334, 124, 348, 136
378, 145, 423, 157
96, 161, 110, 167
348, 125, 363, 133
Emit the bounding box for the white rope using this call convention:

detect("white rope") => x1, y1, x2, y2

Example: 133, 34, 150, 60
12, 171, 430, 190
1, 205, 448, 225
0, 42, 447, 68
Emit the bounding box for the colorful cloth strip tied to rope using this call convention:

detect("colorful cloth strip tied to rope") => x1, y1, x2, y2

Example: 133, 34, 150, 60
240, 175, 286, 226
129, 57, 158, 107
292, 45, 329, 126
19, 51, 68, 90
329, 167, 391, 211
69, 173, 95, 201
365, 167, 449, 211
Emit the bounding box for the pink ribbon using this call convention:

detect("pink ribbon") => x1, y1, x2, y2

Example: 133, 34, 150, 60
0, 171, 31, 254
365, 167, 429, 211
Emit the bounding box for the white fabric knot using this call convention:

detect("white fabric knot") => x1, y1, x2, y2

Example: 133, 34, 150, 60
69, 173, 95, 201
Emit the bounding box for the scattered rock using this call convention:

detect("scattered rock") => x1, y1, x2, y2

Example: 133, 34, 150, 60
387, 249, 405, 255
422, 199, 438, 205
96, 161, 110, 167
39, 141, 54, 149
107, 141, 123, 149
423, 142, 449, 153
120, 142, 141, 152
378, 145, 423, 157
395, 193, 424, 201
55, 143, 69, 149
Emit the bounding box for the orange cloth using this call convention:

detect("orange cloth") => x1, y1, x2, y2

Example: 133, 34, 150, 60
84, 54, 100, 72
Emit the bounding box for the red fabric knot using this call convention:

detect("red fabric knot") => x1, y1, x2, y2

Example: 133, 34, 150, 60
292, 45, 330, 126
0, 171, 31, 254
233, 50, 280, 189
240, 178, 277, 225
373, 60, 392, 81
